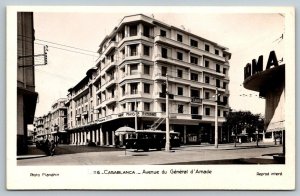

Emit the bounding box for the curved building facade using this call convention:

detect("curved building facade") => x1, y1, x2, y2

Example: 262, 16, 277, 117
66, 14, 231, 146
243, 51, 285, 143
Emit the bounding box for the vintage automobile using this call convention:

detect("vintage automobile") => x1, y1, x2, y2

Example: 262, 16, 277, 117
122, 130, 180, 151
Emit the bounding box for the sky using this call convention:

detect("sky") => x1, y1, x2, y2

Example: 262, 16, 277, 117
32, 9, 285, 117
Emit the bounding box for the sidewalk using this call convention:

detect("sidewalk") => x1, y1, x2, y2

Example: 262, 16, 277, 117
17, 145, 47, 160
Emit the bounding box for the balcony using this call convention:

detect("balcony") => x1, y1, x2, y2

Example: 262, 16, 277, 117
158, 92, 174, 99
75, 114, 81, 119
106, 96, 118, 105
173, 95, 191, 103
101, 41, 117, 56
82, 111, 88, 117
100, 77, 117, 92
191, 97, 202, 104
202, 115, 226, 123
73, 85, 89, 99
191, 114, 202, 119
100, 61, 117, 76
155, 35, 190, 52
217, 100, 228, 106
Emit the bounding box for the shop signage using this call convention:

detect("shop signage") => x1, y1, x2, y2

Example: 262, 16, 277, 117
140, 112, 156, 117
244, 50, 280, 80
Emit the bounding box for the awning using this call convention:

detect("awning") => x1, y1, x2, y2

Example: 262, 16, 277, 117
266, 89, 285, 132
115, 126, 135, 136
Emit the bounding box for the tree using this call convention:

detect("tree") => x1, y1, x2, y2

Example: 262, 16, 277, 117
223, 111, 264, 147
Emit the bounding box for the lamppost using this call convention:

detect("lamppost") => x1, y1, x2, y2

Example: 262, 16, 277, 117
135, 99, 138, 131
256, 118, 263, 147
214, 88, 219, 148
165, 74, 170, 152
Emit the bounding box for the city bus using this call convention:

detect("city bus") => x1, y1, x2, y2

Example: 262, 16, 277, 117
124, 130, 180, 151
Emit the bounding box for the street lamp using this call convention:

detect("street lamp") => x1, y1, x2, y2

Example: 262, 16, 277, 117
256, 118, 263, 147
165, 74, 170, 152
214, 88, 220, 148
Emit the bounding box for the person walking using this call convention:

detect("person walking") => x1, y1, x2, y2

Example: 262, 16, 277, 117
50, 140, 56, 156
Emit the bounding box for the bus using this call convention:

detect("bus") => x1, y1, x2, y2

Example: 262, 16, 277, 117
124, 130, 180, 151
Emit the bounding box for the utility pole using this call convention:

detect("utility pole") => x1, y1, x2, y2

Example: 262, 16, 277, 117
135, 99, 138, 131
165, 74, 170, 152
215, 88, 218, 148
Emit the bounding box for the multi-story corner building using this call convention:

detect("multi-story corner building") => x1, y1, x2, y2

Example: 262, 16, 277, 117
17, 12, 38, 154
50, 98, 68, 144
67, 14, 231, 146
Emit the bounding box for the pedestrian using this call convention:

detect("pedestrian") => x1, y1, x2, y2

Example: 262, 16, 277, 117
44, 139, 50, 155
50, 140, 56, 156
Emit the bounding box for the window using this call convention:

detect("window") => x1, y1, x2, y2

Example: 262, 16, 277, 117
144, 64, 150, 75
144, 83, 150, 94
177, 52, 183, 60
178, 104, 184, 113
205, 44, 210, 52
216, 79, 220, 88
110, 55, 114, 62
130, 45, 137, 56
121, 85, 125, 96
205, 108, 210, 116
190, 39, 198, 47
215, 49, 219, 55
223, 96, 228, 105
122, 103, 126, 110
160, 29, 166, 37
205, 60, 209, 68
191, 89, 200, 97
205, 76, 210, 84
177, 69, 183, 78
130, 102, 136, 111
144, 102, 150, 111
161, 83, 166, 93
130, 83, 138, 94
218, 109, 221, 117
177, 34, 183, 42
143, 26, 150, 37
216, 64, 220, 73
161, 103, 166, 112
130, 25, 137, 36
191, 106, 199, 115
205, 92, 209, 99
190, 56, 198, 65
191, 73, 198, 81
223, 68, 227, 74
162, 66, 167, 76
130, 64, 138, 75
223, 82, 227, 90
144, 45, 150, 56
161, 47, 168, 58
177, 87, 183, 96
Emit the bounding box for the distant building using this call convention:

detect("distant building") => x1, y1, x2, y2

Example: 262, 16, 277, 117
33, 117, 45, 140
34, 98, 68, 143
66, 14, 231, 146
17, 12, 38, 155
50, 98, 68, 144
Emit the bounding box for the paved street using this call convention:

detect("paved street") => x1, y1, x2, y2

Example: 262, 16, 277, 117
17, 142, 284, 165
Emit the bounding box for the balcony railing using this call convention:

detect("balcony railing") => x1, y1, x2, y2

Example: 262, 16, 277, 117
191, 97, 202, 103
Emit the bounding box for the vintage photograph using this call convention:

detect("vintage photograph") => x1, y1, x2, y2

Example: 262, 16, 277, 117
7, 6, 295, 190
